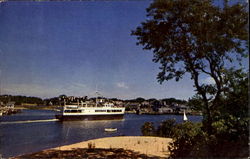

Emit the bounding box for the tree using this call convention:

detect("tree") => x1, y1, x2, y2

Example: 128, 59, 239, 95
189, 69, 249, 157
59, 94, 67, 99
162, 98, 187, 105
135, 97, 145, 103
169, 121, 208, 158
212, 68, 249, 143
187, 95, 204, 111
141, 122, 156, 136
156, 119, 176, 137
132, 0, 248, 134
220, 68, 248, 118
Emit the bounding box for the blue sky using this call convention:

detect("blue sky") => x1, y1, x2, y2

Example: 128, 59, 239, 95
0, 1, 248, 100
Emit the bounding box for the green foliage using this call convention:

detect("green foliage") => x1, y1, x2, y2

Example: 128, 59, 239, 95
141, 122, 156, 136
58, 94, 67, 99
142, 109, 249, 158
167, 120, 249, 158
220, 68, 248, 118
142, 120, 211, 157
209, 115, 249, 157
141, 119, 177, 138
135, 97, 145, 103
169, 69, 249, 158
156, 119, 176, 137
134, 2, 249, 153
187, 95, 204, 111
132, 0, 248, 135
132, 0, 248, 83
168, 122, 210, 158
162, 98, 187, 105
0, 95, 43, 105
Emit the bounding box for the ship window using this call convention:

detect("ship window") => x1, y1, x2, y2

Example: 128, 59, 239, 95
106, 110, 122, 112
64, 110, 82, 113
95, 110, 106, 112
111, 110, 122, 112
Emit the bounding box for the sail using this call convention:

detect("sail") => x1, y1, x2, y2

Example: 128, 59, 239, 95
183, 110, 188, 121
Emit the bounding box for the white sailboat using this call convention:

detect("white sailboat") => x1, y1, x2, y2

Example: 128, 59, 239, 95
183, 110, 188, 121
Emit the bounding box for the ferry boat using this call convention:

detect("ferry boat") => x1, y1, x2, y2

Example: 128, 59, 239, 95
55, 102, 125, 121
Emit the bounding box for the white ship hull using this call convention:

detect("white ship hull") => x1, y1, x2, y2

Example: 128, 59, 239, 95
55, 105, 125, 121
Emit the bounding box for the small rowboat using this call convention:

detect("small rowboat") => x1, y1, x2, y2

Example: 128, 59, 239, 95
104, 128, 117, 132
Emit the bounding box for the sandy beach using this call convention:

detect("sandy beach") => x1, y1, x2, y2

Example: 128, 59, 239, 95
53, 136, 172, 158
12, 136, 172, 158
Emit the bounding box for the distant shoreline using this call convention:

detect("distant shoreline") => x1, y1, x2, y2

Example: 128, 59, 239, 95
14, 105, 202, 116
14, 105, 60, 111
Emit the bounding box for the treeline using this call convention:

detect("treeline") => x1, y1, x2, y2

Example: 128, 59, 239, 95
0, 95, 43, 105
0, 94, 187, 106
124, 97, 187, 104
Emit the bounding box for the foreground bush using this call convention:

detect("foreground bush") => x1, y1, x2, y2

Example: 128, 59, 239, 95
141, 119, 249, 158
141, 122, 156, 136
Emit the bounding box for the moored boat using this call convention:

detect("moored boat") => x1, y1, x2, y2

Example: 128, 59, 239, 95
104, 128, 117, 132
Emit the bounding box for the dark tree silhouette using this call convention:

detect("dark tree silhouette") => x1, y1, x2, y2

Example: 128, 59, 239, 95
132, 0, 248, 134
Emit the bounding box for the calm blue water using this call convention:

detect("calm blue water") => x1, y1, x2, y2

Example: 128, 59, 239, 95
0, 109, 202, 158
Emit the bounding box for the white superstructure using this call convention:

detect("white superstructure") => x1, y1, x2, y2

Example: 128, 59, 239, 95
56, 102, 125, 121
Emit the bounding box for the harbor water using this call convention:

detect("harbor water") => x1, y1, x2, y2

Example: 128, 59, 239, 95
0, 109, 202, 158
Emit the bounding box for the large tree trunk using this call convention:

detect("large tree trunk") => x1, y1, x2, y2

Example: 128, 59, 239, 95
192, 68, 213, 135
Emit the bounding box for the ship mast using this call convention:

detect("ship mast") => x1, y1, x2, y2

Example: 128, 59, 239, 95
95, 85, 98, 107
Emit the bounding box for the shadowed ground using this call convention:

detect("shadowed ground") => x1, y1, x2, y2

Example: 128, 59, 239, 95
12, 148, 165, 159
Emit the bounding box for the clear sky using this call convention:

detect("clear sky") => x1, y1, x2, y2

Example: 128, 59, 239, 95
0, 1, 248, 100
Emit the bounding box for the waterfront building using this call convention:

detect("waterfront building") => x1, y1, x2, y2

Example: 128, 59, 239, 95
6, 102, 15, 108
158, 107, 174, 114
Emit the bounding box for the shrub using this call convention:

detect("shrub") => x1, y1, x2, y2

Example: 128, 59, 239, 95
87, 142, 95, 150
156, 119, 176, 137
168, 120, 249, 158
141, 117, 249, 158
168, 121, 211, 158
141, 122, 156, 136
